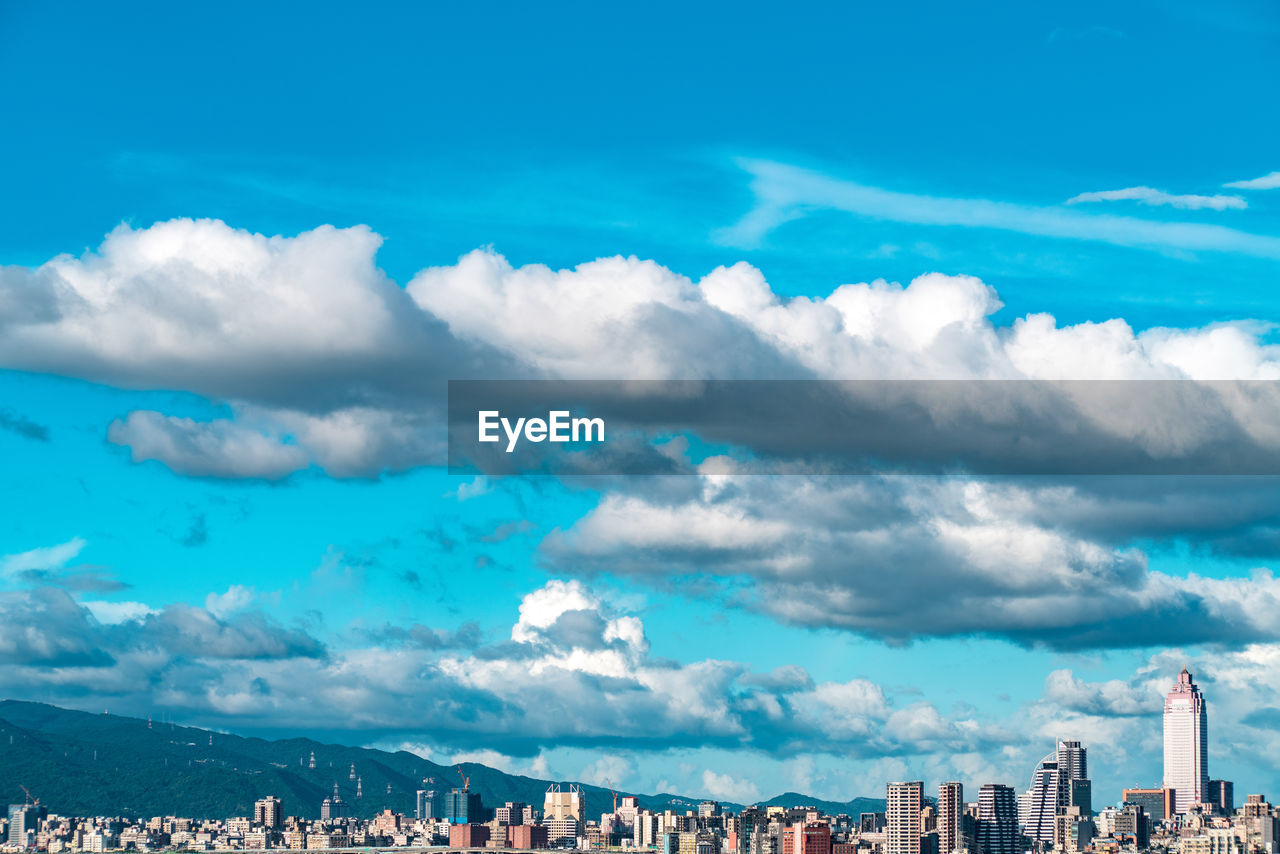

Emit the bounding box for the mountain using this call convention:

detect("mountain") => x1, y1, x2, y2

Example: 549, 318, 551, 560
755, 792, 886, 816
0, 701, 883, 821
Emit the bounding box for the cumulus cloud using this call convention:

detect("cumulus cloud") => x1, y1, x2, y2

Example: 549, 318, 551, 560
11, 218, 1280, 479
0, 579, 1001, 762
205, 584, 255, 618
544, 476, 1280, 650
8, 576, 1279, 799
108, 411, 310, 479
1066, 187, 1246, 211
0, 586, 323, 672
701, 769, 761, 803
0, 587, 116, 667
1, 219, 516, 478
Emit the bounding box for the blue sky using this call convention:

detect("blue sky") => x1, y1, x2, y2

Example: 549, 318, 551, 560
3, 0, 1280, 811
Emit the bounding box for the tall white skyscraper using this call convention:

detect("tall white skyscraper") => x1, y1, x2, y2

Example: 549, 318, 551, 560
1163, 668, 1208, 814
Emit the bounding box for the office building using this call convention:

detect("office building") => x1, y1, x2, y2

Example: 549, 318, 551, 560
495, 802, 528, 825
1208, 781, 1234, 816
415, 789, 437, 821
976, 784, 1018, 854
544, 784, 585, 823
1164, 668, 1209, 814
1122, 788, 1175, 823
7, 805, 43, 847
546, 818, 580, 846
1113, 804, 1149, 848
1020, 751, 1059, 844
442, 787, 483, 824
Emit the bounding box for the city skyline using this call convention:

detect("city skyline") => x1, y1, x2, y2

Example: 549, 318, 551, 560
0, 670, 1240, 818
4, 675, 1274, 853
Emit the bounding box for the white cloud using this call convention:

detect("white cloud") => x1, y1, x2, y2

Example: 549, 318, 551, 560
545, 476, 1280, 649
205, 584, 255, 618
1224, 171, 1280, 191
1066, 186, 1246, 211
583, 754, 635, 789
82, 600, 159, 625
11, 219, 1280, 480
701, 769, 761, 803
108, 411, 309, 479
720, 159, 1280, 258
0, 537, 86, 575
512, 579, 602, 644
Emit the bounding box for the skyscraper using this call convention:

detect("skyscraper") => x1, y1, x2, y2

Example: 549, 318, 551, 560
976, 785, 1018, 854
886, 781, 924, 854
1056, 741, 1087, 808
1020, 750, 1058, 844
1163, 668, 1208, 814
1207, 780, 1234, 816
416, 789, 438, 821
1021, 740, 1090, 843
938, 783, 963, 854
443, 787, 483, 824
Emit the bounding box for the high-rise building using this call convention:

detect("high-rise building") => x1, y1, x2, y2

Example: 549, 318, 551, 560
1068, 780, 1092, 817
976, 785, 1018, 854
1021, 740, 1090, 842
938, 783, 963, 854
1164, 668, 1209, 814
1207, 781, 1234, 816
495, 802, 528, 825
7, 805, 43, 847
1121, 788, 1174, 824
544, 784, 585, 823
1020, 751, 1059, 844
1113, 804, 1149, 848
1056, 741, 1088, 810
886, 782, 924, 854
442, 786, 484, 824
1242, 794, 1271, 819
254, 796, 282, 829
415, 789, 437, 821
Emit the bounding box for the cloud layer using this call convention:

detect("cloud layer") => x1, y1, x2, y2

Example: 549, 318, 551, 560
8, 217, 1280, 479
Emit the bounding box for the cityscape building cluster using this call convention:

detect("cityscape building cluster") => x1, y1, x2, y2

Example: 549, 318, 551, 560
3, 671, 1277, 854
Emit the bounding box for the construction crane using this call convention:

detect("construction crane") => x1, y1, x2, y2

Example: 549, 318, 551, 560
456, 764, 469, 790
20, 786, 39, 808
604, 778, 617, 814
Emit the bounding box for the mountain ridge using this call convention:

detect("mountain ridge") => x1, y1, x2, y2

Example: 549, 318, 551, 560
0, 701, 884, 821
